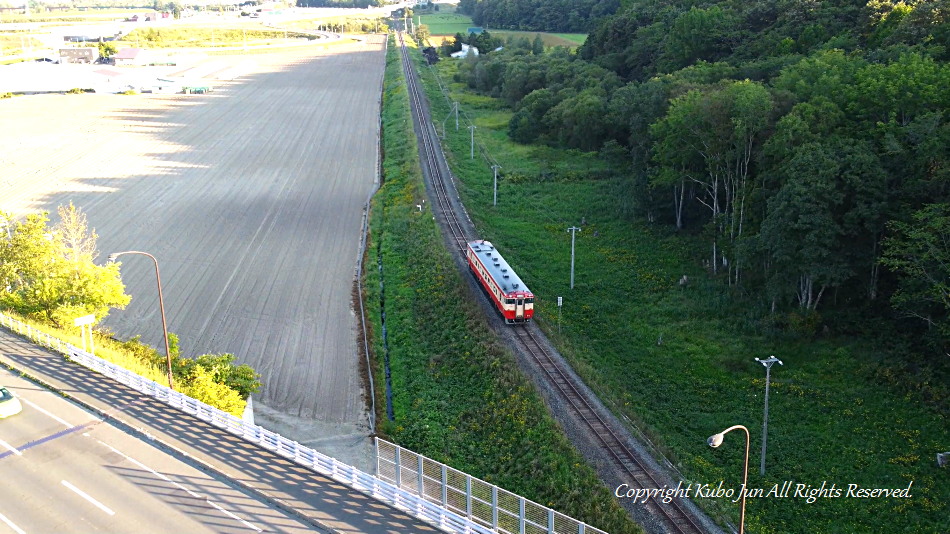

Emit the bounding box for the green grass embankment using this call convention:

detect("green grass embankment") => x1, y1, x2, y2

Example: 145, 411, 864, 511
416, 47, 949, 534
366, 35, 642, 534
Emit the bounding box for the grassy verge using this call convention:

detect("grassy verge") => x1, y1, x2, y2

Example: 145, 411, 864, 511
366, 35, 642, 534
2, 309, 170, 385
416, 51, 949, 533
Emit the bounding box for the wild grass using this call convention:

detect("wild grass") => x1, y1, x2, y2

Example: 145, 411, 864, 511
416, 48, 950, 534
367, 35, 643, 534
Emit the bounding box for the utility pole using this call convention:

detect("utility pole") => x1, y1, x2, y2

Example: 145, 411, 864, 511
454, 101, 459, 131
468, 124, 476, 159
567, 226, 581, 289
755, 355, 783, 476
491, 164, 501, 206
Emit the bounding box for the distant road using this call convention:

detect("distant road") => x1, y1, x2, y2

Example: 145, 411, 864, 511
0, 366, 318, 533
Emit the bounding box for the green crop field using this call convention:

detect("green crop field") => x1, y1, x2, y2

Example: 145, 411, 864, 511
418, 11, 584, 47
419, 12, 475, 36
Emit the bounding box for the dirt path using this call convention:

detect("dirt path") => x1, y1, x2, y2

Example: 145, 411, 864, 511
0, 37, 386, 469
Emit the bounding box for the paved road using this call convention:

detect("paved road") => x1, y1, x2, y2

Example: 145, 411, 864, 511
0, 36, 386, 440
0, 366, 318, 533
0, 326, 440, 534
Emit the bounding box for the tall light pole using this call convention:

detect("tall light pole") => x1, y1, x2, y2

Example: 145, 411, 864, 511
108, 251, 174, 390
708, 424, 750, 534
491, 164, 501, 206
755, 355, 783, 476
567, 226, 581, 289
468, 124, 476, 159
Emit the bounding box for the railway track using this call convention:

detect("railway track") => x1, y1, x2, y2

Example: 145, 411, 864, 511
514, 327, 705, 534
394, 31, 709, 534
397, 31, 471, 252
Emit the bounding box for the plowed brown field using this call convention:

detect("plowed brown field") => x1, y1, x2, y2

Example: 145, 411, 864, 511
0, 36, 386, 466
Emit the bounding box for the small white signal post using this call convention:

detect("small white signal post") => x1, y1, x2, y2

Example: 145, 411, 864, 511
557, 296, 563, 334
74, 314, 96, 356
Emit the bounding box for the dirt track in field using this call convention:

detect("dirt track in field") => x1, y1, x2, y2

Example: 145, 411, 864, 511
0, 37, 386, 468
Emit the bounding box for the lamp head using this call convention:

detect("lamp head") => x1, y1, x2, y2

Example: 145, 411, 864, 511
708, 433, 724, 448
107, 253, 119, 263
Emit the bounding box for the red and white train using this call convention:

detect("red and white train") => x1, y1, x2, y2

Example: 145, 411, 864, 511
466, 240, 534, 324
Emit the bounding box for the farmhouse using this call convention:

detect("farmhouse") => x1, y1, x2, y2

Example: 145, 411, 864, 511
59, 47, 100, 64
113, 48, 145, 66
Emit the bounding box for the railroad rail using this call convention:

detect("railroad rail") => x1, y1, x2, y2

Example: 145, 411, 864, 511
514, 327, 705, 534
395, 31, 709, 534
397, 31, 470, 252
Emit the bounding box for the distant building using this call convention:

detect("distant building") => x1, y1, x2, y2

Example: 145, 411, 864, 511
113, 48, 144, 67
450, 44, 479, 59
59, 47, 100, 64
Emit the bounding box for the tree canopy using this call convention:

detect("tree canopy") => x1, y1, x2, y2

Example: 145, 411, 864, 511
447, 0, 950, 354
0, 206, 129, 327
457, 0, 620, 32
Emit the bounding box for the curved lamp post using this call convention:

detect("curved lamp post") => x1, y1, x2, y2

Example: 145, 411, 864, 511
708, 424, 750, 534
108, 251, 174, 390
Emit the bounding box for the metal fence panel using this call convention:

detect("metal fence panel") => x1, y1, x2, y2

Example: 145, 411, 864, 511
376, 438, 607, 534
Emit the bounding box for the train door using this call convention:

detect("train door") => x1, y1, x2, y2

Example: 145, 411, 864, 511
515, 297, 525, 321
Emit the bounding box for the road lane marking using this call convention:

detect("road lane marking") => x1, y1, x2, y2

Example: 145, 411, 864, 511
98, 440, 262, 532
61, 480, 115, 516
20, 398, 74, 428
0, 511, 26, 534
0, 424, 91, 461
0, 438, 21, 456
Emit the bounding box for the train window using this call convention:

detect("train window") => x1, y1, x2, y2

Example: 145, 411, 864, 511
505, 298, 515, 304
524, 298, 535, 304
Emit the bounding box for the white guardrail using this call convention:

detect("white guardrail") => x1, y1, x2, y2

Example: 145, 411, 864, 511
377, 440, 606, 534
0, 312, 498, 534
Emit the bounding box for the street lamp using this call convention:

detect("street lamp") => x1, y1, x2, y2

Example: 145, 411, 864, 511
108, 251, 174, 390
708, 424, 750, 534
755, 355, 782, 475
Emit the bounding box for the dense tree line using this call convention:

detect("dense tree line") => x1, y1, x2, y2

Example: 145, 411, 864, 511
457, 0, 621, 32
450, 0, 950, 354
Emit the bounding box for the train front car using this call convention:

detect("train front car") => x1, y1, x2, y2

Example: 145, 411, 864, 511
466, 240, 535, 324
